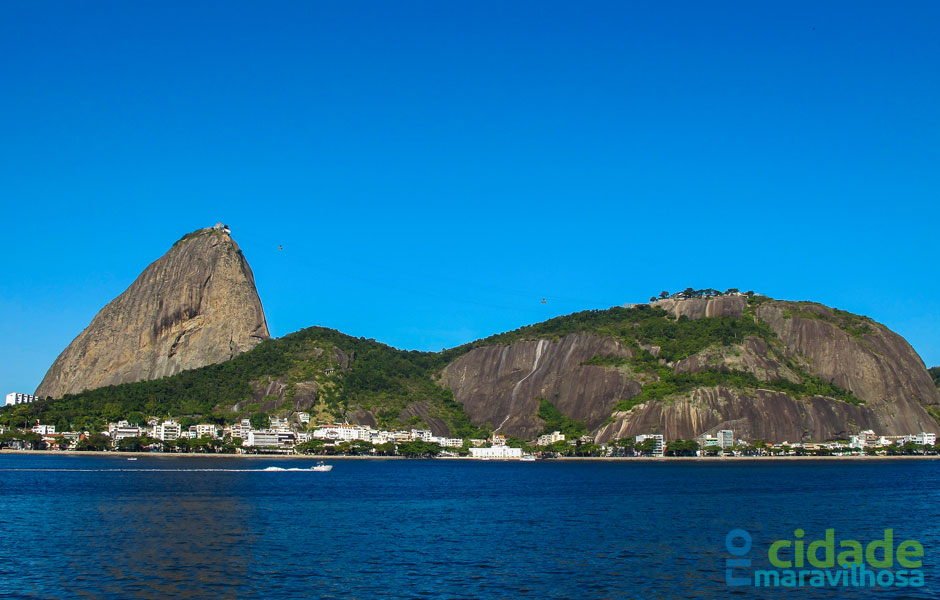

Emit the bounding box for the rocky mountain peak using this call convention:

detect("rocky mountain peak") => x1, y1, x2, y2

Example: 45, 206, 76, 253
35, 227, 269, 398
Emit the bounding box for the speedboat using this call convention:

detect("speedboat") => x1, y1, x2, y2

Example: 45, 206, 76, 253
311, 461, 332, 472
520, 456, 536, 462
127, 457, 138, 461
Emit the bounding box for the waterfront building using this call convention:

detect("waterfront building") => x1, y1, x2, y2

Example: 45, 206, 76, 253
245, 430, 279, 447
914, 432, 937, 446
32, 424, 55, 435
158, 421, 181, 442
537, 431, 566, 446
700, 435, 720, 448
276, 432, 296, 448
370, 430, 394, 445
717, 430, 734, 449
430, 436, 464, 448
469, 446, 523, 459
4, 393, 39, 406
108, 421, 131, 434
411, 429, 433, 441
194, 424, 219, 439
635, 434, 664, 457
112, 425, 142, 442
313, 424, 374, 442
231, 419, 252, 439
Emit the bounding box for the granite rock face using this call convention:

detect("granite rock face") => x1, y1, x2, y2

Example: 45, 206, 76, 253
440, 298, 939, 442
36, 228, 269, 398
756, 302, 939, 419
440, 333, 640, 440
652, 295, 746, 319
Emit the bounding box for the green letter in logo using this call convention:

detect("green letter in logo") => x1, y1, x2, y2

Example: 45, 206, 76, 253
866, 529, 893, 569
808, 529, 835, 568
769, 539, 792, 568
897, 540, 924, 569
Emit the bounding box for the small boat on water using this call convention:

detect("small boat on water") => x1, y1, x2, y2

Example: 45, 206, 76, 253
520, 456, 536, 462
127, 458, 138, 461
311, 461, 332, 472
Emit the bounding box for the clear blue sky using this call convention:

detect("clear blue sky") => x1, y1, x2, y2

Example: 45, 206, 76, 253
2, 1, 939, 394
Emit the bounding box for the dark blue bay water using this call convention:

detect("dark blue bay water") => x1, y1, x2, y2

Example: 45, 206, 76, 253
0, 454, 936, 599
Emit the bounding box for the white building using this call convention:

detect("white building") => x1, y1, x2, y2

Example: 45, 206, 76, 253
913, 432, 936, 446
411, 429, 433, 441
700, 435, 720, 448
429, 436, 464, 448
193, 424, 219, 439
717, 430, 734, 449
469, 446, 523, 459
298, 412, 310, 424
313, 425, 374, 442
108, 421, 131, 434
157, 421, 181, 442
231, 419, 252, 439
245, 430, 280, 447
537, 431, 566, 446
636, 434, 664, 457
32, 424, 55, 435
5, 393, 39, 406
370, 430, 394, 445
112, 425, 142, 442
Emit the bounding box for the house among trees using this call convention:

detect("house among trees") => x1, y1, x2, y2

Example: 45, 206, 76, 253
649, 287, 756, 302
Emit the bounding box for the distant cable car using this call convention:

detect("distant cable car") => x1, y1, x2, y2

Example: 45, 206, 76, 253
278, 245, 283, 251
541, 298, 547, 304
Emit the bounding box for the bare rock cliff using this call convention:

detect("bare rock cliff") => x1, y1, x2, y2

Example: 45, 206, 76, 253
441, 298, 939, 443
36, 228, 269, 398
440, 333, 639, 439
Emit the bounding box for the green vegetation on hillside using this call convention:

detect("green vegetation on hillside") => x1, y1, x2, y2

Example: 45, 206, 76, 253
536, 398, 587, 438
930, 366, 940, 388
612, 360, 863, 411
446, 304, 773, 364
781, 302, 874, 338
0, 327, 487, 437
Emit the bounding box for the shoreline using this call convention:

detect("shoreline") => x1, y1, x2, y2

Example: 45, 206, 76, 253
2, 449, 939, 461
